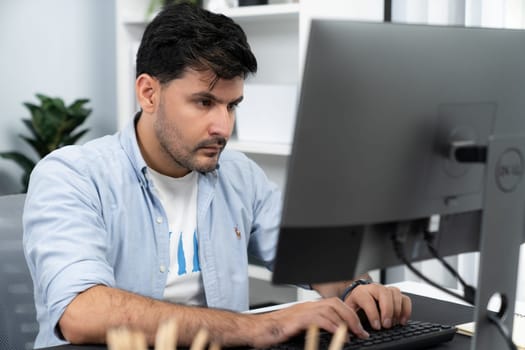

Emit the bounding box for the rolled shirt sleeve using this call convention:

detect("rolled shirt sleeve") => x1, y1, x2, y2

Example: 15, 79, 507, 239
24, 151, 116, 343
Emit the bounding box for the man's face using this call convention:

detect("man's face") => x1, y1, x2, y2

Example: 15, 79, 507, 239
151, 69, 244, 176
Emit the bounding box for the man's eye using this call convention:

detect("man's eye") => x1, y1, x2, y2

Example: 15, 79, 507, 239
227, 103, 239, 111
198, 99, 212, 107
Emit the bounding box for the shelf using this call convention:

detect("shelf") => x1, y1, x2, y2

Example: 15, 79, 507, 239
222, 3, 299, 21
227, 140, 291, 155
123, 3, 299, 25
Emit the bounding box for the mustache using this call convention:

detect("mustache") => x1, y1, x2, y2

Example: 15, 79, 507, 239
195, 137, 227, 149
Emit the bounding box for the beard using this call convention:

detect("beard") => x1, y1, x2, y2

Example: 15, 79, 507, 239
154, 102, 227, 174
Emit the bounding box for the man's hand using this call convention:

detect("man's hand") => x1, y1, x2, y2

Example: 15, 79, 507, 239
343, 283, 412, 331
312, 277, 412, 332
250, 297, 370, 348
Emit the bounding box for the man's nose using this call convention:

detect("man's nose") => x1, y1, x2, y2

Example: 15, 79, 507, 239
209, 105, 233, 137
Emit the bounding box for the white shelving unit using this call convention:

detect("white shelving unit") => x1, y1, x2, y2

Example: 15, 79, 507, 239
115, 0, 385, 305
223, 2, 299, 20
227, 140, 291, 156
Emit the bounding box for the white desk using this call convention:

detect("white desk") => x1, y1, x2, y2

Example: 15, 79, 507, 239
391, 280, 525, 314
247, 280, 525, 315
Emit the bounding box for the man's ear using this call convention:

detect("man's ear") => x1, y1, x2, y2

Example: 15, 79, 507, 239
135, 74, 159, 113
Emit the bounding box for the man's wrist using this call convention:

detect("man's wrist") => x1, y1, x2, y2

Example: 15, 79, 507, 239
340, 278, 373, 301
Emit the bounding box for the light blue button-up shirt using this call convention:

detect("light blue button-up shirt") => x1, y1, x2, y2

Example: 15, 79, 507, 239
23, 118, 282, 348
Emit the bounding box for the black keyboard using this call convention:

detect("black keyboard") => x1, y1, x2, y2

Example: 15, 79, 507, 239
267, 320, 456, 350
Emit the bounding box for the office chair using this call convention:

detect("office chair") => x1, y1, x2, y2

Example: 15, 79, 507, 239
0, 194, 38, 350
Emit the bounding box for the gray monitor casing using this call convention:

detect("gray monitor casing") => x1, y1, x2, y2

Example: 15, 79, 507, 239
272, 20, 525, 350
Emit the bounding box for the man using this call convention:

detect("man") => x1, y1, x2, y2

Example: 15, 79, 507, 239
23, 3, 411, 349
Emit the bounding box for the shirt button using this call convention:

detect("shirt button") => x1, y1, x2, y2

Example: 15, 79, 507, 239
159, 265, 166, 273
156, 217, 163, 224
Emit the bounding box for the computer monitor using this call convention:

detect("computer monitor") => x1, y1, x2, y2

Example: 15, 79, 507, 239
272, 20, 525, 350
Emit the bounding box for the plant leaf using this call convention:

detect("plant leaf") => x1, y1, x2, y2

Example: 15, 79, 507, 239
0, 151, 36, 174
22, 118, 39, 138
2, 93, 92, 192
0, 151, 37, 192
146, 0, 163, 19
62, 129, 90, 146
68, 99, 90, 110
24, 102, 48, 141
21, 171, 31, 193
20, 135, 50, 158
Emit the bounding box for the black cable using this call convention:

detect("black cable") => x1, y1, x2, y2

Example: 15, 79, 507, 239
392, 227, 517, 349
390, 232, 470, 304
487, 312, 518, 350
423, 231, 476, 305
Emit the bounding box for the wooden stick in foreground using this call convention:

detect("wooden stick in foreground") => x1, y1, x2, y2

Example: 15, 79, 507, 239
189, 328, 209, 350
305, 324, 319, 350
107, 326, 147, 350
131, 329, 148, 350
328, 324, 347, 350
155, 318, 178, 350
209, 341, 222, 350
106, 327, 120, 350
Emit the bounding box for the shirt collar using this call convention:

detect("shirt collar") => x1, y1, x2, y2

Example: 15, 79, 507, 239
118, 112, 149, 188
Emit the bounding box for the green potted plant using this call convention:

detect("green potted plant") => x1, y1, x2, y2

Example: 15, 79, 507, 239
0, 93, 91, 192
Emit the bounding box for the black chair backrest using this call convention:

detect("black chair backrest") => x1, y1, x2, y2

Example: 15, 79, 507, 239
0, 194, 38, 350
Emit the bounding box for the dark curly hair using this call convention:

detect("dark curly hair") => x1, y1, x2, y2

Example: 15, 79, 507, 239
136, 3, 257, 86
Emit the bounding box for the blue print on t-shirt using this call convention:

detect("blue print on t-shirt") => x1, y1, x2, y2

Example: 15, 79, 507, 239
192, 230, 200, 272
177, 232, 186, 275
175, 231, 201, 276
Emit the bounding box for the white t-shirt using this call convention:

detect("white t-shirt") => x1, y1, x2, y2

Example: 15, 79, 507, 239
148, 168, 206, 306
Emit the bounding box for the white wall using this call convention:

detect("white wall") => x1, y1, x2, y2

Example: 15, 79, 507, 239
0, 0, 117, 194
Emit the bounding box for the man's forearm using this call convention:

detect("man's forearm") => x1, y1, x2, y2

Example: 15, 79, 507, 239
60, 285, 379, 347
59, 285, 257, 346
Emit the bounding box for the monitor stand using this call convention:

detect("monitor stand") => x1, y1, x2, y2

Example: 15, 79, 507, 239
472, 134, 525, 349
